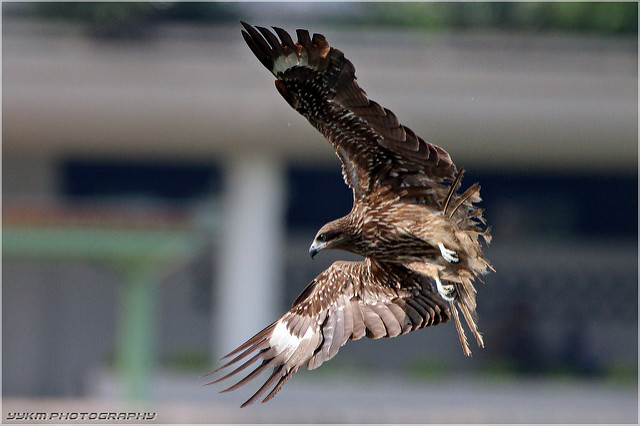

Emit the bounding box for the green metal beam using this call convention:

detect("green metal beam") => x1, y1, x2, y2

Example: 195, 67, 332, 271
3, 226, 198, 263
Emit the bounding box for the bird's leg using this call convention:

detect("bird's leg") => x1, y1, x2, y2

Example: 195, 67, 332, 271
435, 274, 456, 302
438, 243, 459, 263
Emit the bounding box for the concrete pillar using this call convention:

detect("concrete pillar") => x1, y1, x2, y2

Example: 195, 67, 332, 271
213, 155, 286, 359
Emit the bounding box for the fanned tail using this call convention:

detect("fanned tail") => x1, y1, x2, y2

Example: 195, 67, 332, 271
456, 278, 484, 348
449, 301, 471, 356
447, 276, 484, 355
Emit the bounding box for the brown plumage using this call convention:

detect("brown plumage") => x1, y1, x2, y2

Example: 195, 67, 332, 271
206, 258, 450, 407
310, 173, 492, 355
207, 23, 493, 406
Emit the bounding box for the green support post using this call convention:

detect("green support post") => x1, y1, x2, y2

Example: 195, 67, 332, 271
115, 264, 158, 401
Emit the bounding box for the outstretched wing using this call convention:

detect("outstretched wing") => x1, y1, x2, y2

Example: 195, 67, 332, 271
206, 258, 450, 407
241, 22, 456, 201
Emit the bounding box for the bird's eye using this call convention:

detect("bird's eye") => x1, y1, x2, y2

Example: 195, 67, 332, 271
317, 234, 326, 242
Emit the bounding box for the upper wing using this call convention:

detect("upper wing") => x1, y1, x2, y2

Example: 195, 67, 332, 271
206, 258, 450, 407
241, 22, 457, 201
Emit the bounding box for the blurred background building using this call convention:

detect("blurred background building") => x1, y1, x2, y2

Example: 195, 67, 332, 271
2, 2, 637, 423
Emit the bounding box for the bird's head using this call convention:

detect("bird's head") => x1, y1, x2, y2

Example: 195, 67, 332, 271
309, 218, 352, 258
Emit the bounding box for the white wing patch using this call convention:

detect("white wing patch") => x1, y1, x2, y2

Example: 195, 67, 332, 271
272, 51, 309, 74
269, 319, 313, 360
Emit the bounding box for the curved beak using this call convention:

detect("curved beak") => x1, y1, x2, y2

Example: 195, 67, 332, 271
308, 241, 325, 259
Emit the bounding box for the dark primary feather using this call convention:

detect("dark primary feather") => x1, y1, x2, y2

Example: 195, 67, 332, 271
240, 22, 457, 203
206, 258, 450, 407
226, 22, 493, 406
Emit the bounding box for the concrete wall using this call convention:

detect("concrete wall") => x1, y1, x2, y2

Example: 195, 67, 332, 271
3, 19, 637, 171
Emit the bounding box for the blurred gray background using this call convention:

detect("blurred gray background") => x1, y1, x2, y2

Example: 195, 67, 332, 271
2, 2, 637, 423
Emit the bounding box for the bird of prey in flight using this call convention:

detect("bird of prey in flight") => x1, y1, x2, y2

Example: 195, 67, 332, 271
206, 22, 493, 407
